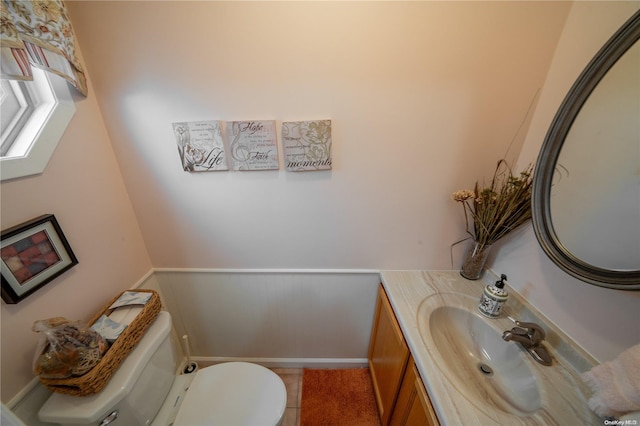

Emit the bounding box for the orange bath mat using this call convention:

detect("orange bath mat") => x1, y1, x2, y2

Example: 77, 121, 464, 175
300, 368, 381, 426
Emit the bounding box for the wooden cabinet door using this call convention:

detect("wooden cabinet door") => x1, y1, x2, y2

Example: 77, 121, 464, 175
368, 285, 410, 425
390, 358, 440, 426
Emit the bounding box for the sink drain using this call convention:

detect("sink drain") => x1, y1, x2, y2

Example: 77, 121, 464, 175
478, 363, 494, 376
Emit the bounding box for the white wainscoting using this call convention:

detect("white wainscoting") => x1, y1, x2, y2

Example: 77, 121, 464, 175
154, 269, 381, 368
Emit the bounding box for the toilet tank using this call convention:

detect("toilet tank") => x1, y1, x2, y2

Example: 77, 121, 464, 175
39, 311, 177, 426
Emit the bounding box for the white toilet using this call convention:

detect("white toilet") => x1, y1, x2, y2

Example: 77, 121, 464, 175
38, 312, 287, 426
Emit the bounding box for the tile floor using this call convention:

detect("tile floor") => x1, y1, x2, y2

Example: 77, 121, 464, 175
271, 368, 303, 426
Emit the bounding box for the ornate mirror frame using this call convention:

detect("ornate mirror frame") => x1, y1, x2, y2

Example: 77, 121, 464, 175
532, 9, 640, 290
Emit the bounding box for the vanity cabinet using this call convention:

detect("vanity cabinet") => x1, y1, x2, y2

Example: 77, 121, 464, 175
368, 285, 410, 424
390, 358, 439, 426
369, 285, 438, 426
368, 284, 439, 426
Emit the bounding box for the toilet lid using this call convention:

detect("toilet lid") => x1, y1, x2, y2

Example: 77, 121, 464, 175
173, 362, 286, 426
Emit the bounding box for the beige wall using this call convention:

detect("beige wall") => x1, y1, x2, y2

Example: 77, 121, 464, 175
0, 75, 153, 401
66, 1, 569, 270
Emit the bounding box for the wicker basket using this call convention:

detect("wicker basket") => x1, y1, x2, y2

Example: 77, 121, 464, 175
38, 289, 161, 396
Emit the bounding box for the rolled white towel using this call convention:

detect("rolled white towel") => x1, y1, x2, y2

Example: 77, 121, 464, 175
582, 343, 640, 418
619, 411, 640, 423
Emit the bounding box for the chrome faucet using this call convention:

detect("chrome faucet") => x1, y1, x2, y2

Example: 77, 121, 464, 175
502, 317, 553, 366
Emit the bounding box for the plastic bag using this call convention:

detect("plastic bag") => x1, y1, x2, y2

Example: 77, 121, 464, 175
32, 317, 109, 379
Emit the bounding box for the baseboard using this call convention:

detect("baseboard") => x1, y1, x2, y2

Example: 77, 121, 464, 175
191, 356, 369, 369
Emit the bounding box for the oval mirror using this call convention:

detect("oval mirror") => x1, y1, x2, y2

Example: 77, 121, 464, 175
532, 9, 640, 290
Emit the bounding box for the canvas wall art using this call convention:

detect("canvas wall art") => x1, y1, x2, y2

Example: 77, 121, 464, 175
282, 120, 332, 171
172, 120, 228, 172
226, 120, 279, 170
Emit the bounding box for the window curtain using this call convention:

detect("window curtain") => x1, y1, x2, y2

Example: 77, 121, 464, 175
0, 0, 87, 96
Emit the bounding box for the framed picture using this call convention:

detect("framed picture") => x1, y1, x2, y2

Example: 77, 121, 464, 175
1, 214, 78, 304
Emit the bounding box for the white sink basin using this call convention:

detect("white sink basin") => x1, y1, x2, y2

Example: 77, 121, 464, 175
418, 292, 542, 416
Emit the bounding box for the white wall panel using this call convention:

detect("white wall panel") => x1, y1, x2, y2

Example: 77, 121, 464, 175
156, 270, 380, 365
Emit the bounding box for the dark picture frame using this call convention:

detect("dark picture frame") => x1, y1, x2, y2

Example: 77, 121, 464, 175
1, 214, 78, 304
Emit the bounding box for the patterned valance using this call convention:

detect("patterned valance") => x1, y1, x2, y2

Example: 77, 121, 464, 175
1, 0, 87, 96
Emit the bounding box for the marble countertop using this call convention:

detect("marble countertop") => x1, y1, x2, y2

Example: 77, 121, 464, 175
380, 270, 601, 426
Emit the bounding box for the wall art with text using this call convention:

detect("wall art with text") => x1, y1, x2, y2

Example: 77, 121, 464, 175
227, 120, 279, 171
172, 120, 228, 172
282, 120, 332, 171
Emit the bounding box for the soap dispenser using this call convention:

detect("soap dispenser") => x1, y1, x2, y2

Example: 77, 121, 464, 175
478, 274, 509, 318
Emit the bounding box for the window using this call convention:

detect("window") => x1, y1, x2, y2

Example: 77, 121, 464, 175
1, 78, 37, 157
0, 68, 76, 181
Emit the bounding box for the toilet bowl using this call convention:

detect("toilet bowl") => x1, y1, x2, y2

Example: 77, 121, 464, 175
39, 312, 287, 426
174, 362, 286, 426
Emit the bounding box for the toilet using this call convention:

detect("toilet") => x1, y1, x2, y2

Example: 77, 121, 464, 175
38, 312, 287, 426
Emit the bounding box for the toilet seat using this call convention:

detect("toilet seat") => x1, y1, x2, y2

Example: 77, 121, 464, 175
173, 362, 287, 426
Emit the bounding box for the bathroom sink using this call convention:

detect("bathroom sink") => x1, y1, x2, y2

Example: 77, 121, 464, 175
417, 293, 541, 416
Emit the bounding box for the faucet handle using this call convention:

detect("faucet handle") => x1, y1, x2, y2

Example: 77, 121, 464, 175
507, 317, 546, 341
509, 326, 529, 336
